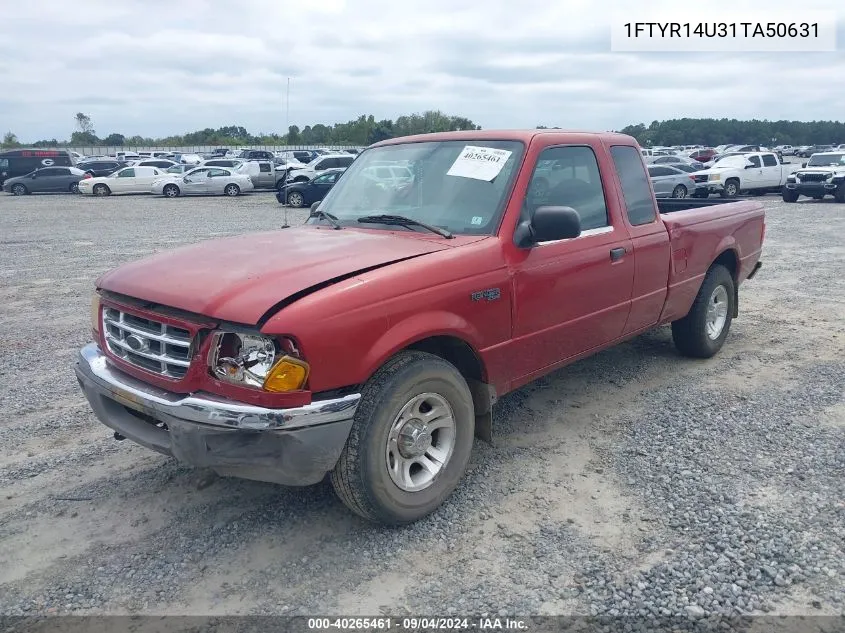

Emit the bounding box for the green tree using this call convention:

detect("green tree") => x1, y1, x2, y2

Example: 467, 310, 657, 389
2, 131, 21, 148
75, 112, 94, 134
287, 125, 301, 144
102, 133, 125, 146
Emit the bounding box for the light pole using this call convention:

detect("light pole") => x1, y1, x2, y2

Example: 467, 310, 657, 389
285, 78, 290, 146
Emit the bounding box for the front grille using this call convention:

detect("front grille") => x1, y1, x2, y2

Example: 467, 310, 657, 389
693, 175, 708, 183
102, 306, 194, 379
798, 172, 830, 182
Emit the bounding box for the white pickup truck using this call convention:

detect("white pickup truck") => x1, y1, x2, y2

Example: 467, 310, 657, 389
691, 152, 800, 198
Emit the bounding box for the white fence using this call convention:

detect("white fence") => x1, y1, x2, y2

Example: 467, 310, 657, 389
67, 145, 359, 156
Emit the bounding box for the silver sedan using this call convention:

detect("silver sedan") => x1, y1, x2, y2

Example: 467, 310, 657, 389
647, 164, 701, 198
150, 167, 254, 197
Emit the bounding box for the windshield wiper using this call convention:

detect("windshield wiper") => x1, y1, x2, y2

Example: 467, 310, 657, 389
357, 214, 454, 239
310, 208, 342, 230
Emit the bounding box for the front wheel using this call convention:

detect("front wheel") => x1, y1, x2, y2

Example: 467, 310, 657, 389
93, 184, 110, 196
720, 179, 739, 198
224, 184, 240, 196
287, 191, 304, 207
671, 264, 735, 358
330, 350, 475, 525
163, 184, 180, 198
782, 188, 799, 203
671, 184, 687, 199
11, 184, 27, 196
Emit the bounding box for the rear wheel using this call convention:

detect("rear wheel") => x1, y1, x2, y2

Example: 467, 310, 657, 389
224, 184, 240, 196
671, 184, 687, 199
11, 184, 27, 196
330, 351, 475, 525
782, 188, 799, 203
69, 182, 80, 194
163, 184, 180, 198
672, 264, 735, 358
93, 184, 110, 196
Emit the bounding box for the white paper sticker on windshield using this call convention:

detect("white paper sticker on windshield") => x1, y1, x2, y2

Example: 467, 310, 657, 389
447, 146, 513, 181
471, 216, 483, 225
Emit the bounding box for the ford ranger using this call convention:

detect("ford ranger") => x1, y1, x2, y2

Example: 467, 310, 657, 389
75, 130, 765, 525
782, 151, 845, 202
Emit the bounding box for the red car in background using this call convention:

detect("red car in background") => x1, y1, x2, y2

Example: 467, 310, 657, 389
689, 148, 717, 163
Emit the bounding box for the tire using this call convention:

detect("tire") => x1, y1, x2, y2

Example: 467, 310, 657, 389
782, 189, 799, 203
720, 179, 739, 198
93, 184, 110, 196
330, 350, 475, 525
224, 184, 240, 197
671, 264, 735, 359
287, 191, 304, 207
834, 185, 845, 203
671, 184, 687, 199
69, 182, 80, 194
163, 184, 180, 198
11, 184, 27, 196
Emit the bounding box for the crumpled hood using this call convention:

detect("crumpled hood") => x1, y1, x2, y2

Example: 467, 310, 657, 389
97, 227, 451, 324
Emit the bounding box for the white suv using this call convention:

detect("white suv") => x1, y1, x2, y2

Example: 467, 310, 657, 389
286, 153, 355, 182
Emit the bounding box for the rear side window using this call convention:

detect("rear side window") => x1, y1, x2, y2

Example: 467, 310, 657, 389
610, 145, 658, 226
338, 156, 354, 167
762, 154, 777, 167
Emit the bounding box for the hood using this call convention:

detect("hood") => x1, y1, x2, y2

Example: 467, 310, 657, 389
97, 227, 452, 324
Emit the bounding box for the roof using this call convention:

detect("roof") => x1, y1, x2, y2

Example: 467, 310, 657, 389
370, 129, 635, 148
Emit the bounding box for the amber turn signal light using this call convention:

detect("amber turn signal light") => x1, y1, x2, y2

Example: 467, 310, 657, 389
262, 356, 310, 392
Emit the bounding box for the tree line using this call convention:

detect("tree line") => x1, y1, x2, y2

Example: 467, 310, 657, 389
617, 118, 845, 147
4, 113, 845, 149
1, 111, 481, 149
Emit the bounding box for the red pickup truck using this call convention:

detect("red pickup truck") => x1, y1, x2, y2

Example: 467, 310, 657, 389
76, 130, 765, 525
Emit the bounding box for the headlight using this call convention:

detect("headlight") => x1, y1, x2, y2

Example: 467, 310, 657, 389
787, 175, 796, 182
709, 174, 720, 181
90, 292, 101, 337
208, 332, 309, 392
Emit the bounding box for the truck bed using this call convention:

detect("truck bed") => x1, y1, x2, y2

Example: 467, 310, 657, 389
657, 198, 750, 213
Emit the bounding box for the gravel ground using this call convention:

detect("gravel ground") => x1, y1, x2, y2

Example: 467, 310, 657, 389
0, 190, 842, 626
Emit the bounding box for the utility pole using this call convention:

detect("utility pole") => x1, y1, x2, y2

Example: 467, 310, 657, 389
285, 78, 290, 145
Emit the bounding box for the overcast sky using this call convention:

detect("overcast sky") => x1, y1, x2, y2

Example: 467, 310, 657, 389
1, 0, 843, 141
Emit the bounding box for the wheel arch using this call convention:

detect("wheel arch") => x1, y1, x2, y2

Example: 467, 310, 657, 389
711, 247, 740, 318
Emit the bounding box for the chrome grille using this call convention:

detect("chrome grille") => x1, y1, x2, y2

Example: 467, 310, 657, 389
798, 172, 829, 182
693, 175, 708, 183
102, 306, 193, 378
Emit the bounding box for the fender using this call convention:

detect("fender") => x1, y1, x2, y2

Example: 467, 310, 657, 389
358, 310, 486, 384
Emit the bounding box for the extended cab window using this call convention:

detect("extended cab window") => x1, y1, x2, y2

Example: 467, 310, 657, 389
611, 145, 658, 226
762, 154, 777, 167
525, 146, 609, 231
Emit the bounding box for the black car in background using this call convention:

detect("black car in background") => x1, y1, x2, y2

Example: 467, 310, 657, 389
78, 159, 127, 177
2, 166, 87, 195
276, 168, 344, 207
0, 148, 76, 186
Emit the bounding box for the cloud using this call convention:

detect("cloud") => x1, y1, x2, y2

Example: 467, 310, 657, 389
0, 0, 843, 141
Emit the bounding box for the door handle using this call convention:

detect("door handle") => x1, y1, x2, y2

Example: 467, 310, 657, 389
610, 247, 626, 261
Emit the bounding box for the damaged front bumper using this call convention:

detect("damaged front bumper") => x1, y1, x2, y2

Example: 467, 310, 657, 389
74, 343, 360, 486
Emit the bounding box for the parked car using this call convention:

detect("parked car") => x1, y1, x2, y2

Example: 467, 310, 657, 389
668, 163, 698, 173
688, 148, 717, 163
199, 159, 243, 169
75, 129, 765, 525
783, 152, 845, 202
286, 153, 355, 183
77, 166, 166, 196
775, 145, 795, 156
80, 160, 127, 178
692, 151, 799, 197
799, 145, 833, 158
165, 164, 194, 175
278, 150, 317, 165
151, 166, 254, 197
276, 169, 344, 207
2, 166, 87, 195
179, 153, 204, 165
647, 164, 698, 198
136, 159, 179, 169
232, 160, 287, 190
0, 149, 76, 186
238, 149, 275, 161
647, 155, 705, 170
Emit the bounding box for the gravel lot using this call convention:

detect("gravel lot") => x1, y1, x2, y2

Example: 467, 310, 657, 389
0, 190, 842, 624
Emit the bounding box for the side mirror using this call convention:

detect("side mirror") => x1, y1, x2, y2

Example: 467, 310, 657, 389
310, 201, 321, 215
514, 206, 581, 248
744, 163, 755, 169
184, 178, 192, 183
801, 162, 807, 168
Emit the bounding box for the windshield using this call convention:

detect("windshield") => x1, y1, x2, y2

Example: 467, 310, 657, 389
807, 153, 845, 167
316, 140, 524, 235
713, 155, 749, 168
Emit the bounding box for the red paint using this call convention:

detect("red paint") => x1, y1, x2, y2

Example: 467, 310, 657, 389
95, 130, 765, 404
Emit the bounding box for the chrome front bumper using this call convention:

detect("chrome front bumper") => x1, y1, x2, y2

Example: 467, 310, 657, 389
75, 343, 360, 486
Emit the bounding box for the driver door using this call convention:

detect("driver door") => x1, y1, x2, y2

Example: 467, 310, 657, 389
112, 168, 135, 192
182, 168, 210, 194
510, 143, 634, 379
